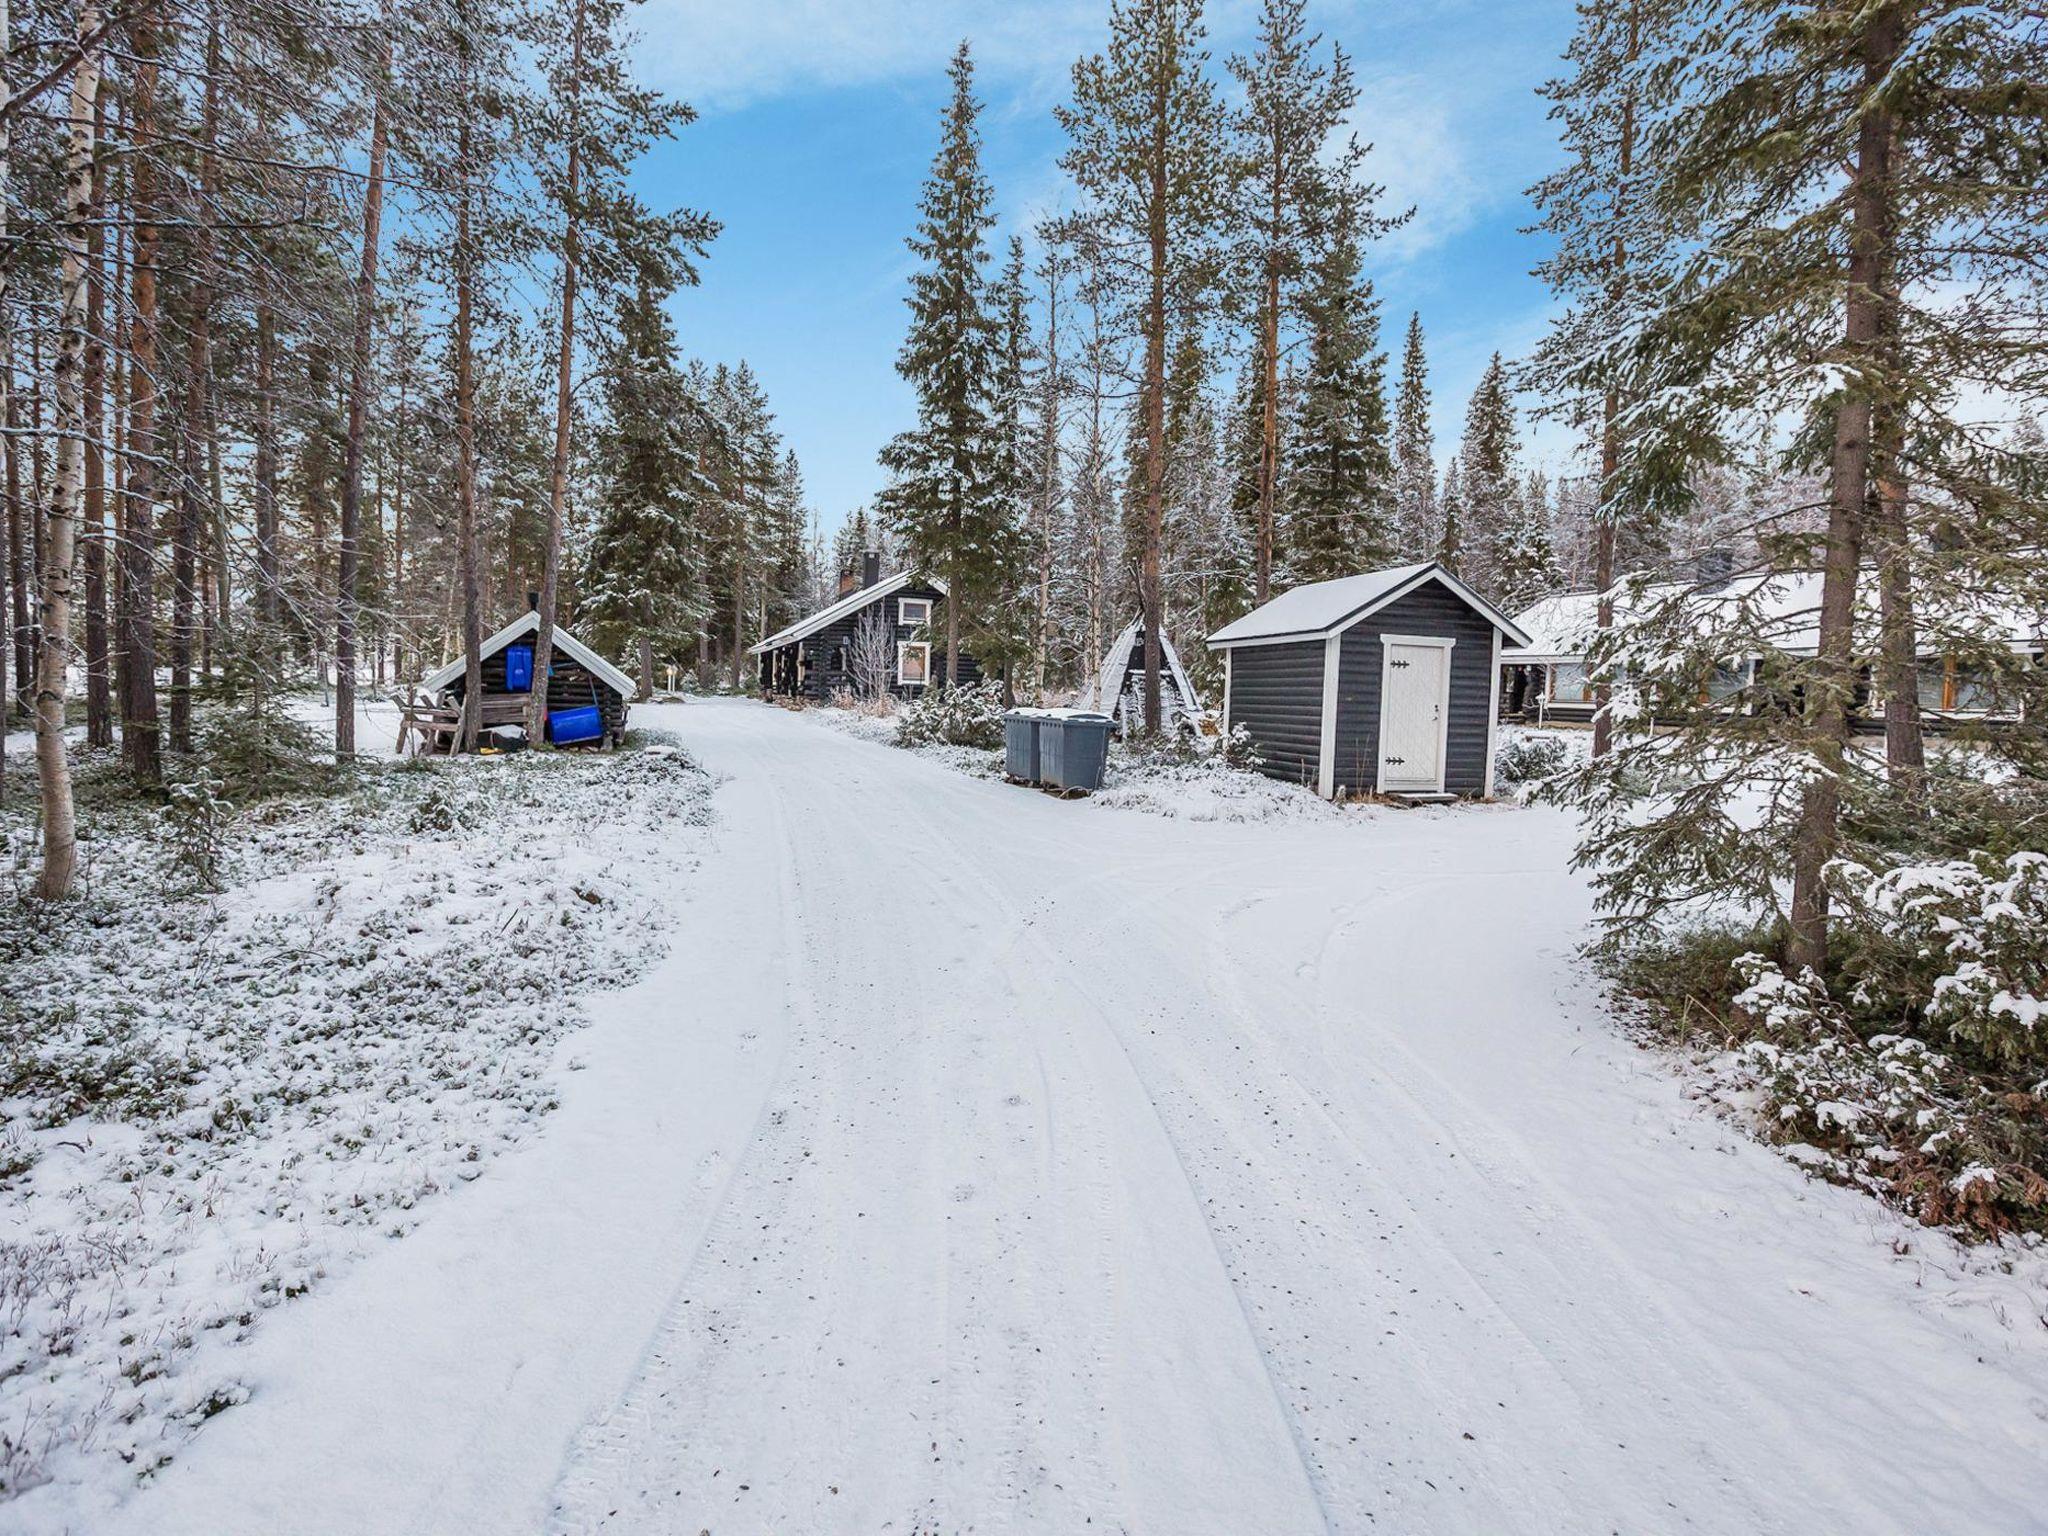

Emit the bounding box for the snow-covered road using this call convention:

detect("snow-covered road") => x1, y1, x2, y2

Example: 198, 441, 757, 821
113, 699, 2048, 1535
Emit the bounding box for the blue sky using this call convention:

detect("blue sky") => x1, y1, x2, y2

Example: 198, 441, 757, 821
630, 0, 1582, 535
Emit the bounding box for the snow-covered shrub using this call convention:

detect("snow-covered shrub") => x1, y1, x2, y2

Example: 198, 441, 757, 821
160, 774, 234, 892
897, 679, 1005, 749
1833, 853, 2048, 1070
1219, 722, 1262, 772
1725, 953, 2048, 1235
198, 697, 330, 799
1493, 731, 1571, 790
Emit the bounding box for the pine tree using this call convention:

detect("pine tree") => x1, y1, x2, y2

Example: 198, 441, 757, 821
1227, 0, 1375, 603
528, 0, 715, 740
1391, 312, 1435, 561
1284, 192, 1393, 583
1059, 0, 1232, 732
878, 41, 1013, 690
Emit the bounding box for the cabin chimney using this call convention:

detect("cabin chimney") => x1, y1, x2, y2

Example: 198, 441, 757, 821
527, 589, 540, 612
862, 550, 882, 590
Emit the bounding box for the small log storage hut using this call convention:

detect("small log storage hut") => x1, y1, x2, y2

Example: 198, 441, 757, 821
419, 610, 636, 749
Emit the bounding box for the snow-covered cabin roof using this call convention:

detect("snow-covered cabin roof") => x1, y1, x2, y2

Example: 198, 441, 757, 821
1504, 568, 2048, 666
1085, 619, 1202, 718
1206, 561, 1532, 650
747, 570, 951, 656
420, 610, 638, 699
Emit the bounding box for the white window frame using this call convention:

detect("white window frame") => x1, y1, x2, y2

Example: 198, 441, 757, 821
897, 640, 932, 688
1376, 633, 1455, 794
898, 596, 932, 629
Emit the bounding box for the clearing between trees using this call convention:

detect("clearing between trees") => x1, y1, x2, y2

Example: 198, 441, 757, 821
26, 698, 2037, 1536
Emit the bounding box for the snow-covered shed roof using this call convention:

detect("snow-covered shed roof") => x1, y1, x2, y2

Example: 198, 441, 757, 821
1207, 561, 1532, 650
1085, 619, 1202, 718
1504, 568, 2048, 666
747, 570, 951, 656
420, 610, 638, 699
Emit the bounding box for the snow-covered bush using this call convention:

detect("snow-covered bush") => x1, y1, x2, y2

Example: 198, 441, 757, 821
160, 774, 234, 892
897, 679, 1005, 749
1220, 722, 1262, 772
1832, 853, 2048, 1070
1493, 731, 1571, 790
1725, 953, 2048, 1236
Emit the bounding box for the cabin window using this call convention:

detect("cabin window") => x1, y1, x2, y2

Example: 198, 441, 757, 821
897, 641, 931, 687
1548, 662, 1595, 703
829, 643, 847, 673
1918, 657, 1999, 713
899, 596, 932, 629
1705, 662, 1747, 701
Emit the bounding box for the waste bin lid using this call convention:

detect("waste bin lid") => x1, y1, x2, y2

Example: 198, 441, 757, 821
1032, 708, 1112, 722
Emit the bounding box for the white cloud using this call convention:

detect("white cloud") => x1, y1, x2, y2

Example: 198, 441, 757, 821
1342, 72, 1487, 264
633, 0, 1107, 114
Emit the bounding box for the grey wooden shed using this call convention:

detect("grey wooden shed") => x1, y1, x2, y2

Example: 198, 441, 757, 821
1207, 561, 1534, 800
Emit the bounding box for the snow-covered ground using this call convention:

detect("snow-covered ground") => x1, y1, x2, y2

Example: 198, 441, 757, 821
2, 727, 714, 1526
24, 698, 2048, 1534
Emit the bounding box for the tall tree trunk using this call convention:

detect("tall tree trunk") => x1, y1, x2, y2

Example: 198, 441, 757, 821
532, 0, 587, 743
454, 109, 484, 752
337, 24, 391, 757
35, 8, 102, 898
1139, 95, 1168, 736
121, 9, 163, 784
728, 480, 746, 690
6, 378, 27, 717
1787, 3, 1897, 975
169, 13, 218, 756
1255, 125, 1282, 606
253, 298, 279, 678
1590, 3, 1638, 763
1033, 258, 1060, 697
82, 84, 109, 749
1868, 139, 1923, 807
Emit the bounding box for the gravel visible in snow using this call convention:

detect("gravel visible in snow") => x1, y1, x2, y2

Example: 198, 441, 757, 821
0, 734, 713, 1513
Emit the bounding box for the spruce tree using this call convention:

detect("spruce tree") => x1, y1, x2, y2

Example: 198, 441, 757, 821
1284, 193, 1393, 582
1457, 353, 1520, 595
1392, 312, 1435, 561
1437, 455, 1464, 573
879, 41, 1013, 689
579, 276, 705, 697
1543, 0, 2048, 974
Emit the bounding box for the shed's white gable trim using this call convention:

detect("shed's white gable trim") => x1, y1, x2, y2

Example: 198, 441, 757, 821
1205, 561, 1533, 651
420, 610, 638, 700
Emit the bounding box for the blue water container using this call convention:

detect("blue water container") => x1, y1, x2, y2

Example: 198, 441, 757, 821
548, 705, 604, 745
504, 642, 535, 692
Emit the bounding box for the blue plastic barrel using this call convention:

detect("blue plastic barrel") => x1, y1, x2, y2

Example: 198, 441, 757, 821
504, 643, 534, 692
549, 705, 603, 745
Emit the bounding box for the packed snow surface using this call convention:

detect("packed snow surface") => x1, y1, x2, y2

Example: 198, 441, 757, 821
70, 700, 2048, 1535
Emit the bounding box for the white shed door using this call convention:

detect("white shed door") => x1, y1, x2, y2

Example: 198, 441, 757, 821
1379, 640, 1449, 791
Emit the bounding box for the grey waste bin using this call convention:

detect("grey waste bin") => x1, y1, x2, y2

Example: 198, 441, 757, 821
1002, 710, 1043, 784
1038, 711, 1113, 793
